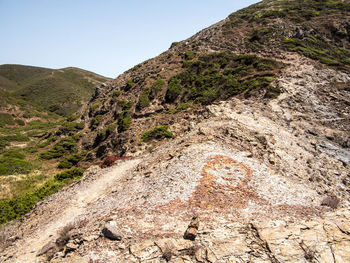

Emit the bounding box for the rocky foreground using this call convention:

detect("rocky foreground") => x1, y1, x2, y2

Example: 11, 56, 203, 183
0, 52, 349, 262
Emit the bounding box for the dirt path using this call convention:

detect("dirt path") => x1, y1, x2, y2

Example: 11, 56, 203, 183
11, 159, 141, 263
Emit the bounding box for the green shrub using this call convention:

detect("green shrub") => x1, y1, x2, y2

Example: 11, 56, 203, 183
15, 119, 25, 126
89, 104, 100, 113
166, 77, 182, 102
141, 125, 173, 142
113, 90, 121, 97
107, 123, 118, 133
66, 114, 80, 122
183, 51, 196, 60
0, 113, 15, 127
170, 42, 180, 48
137, 89, 150, 109
118, 100, 134, 111
39, 134, 82, 160
90, 115, 103, 130
54, 167, 84, 181
117, 114, 132, 132
57, 152, 86, 169
0, 151, 32, 176
37, 136, 57, 148
150, 79, 165, 99
58, 121, 85, 135
0, 133, 29, 143
3, 150, 25, 159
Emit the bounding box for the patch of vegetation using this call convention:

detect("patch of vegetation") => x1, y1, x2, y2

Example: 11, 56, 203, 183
225, 0, 350, 28
66, 114, 80, 122
37, 136, 57, 148
183, 51, 197, 60
116, 100, 133, 132
89, 104, 100, 113
165, 51, 281, 104
124, 80, 136, 91
15, 119, 25, 126
170, 42, 180, 48
118, 100, 134, 111
54, 167, 84, 181
90, 115, 103, 130
0, 168, 84, 224
57, 152, 87, 169
0, 150, 33, 176
39, 134, 83, 160
283, 35, 350, 71
166, 102, 192, 114
165, 77, 182, 102
0, 113, 15, 128
0, 133, 29, 153
141, 125, 173, 142
150, 79, 165, 99
57, 121, 84, 135
117, 113, 132, 132
137, 89, 151, 109
113, 90, 121, 98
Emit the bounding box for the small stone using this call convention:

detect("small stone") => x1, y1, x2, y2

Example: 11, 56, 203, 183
65, 241, 78, 253
184, 216, 200, 241
102, 221, 122, 241
184, 227, 197, 241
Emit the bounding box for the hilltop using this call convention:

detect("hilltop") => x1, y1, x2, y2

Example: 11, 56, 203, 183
0, 64, 110, 116
1, 0, 350, 262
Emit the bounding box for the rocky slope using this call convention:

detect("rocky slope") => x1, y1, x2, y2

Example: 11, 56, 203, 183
1, 0, 350, 262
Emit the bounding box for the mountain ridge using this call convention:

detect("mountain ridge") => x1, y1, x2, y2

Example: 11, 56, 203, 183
0, 64, 110, 117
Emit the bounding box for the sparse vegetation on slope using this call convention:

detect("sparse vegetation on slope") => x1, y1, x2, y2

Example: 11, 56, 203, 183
0, 168, 84, 224
141, 125, 173, 142
166, 51, 282, 104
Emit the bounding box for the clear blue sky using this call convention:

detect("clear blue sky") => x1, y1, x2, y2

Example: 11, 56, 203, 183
0, 0, 259, 78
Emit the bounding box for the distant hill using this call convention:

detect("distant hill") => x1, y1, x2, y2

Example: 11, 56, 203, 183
0, 64, 110, 116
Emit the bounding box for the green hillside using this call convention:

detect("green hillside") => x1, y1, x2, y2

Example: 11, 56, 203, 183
0, 64, 110, 116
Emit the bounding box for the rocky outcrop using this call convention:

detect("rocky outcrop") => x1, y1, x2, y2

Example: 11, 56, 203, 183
44, 208, 350, 262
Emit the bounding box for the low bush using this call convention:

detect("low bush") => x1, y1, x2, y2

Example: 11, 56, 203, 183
141, 125, 173, 142
90, 115, 103, 130
150, 79, 165, 99
37, 136, 57, 148
0, 113, 15, 127
15, 119, 25, 126
39, 134, 83, 160
0, 157, 32, 176
137, 89, 151, 109
54, 167, 84, 181
57, 121, 84, 135
89, 104, 100, 113
57, 152, 86, 169
183, 51, 196, 60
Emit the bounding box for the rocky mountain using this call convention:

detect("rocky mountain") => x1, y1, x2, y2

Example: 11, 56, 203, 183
0, 64, 110, 116
1, 0, 350, 262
